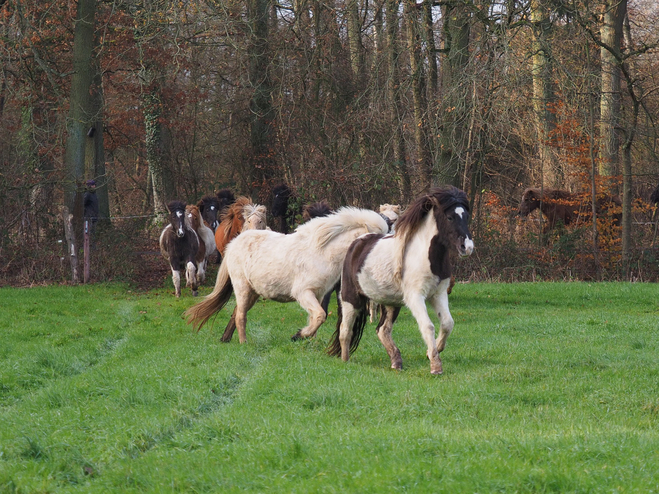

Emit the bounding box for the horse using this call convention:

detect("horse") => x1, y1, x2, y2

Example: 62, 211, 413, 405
214, 197, 267, 258
184, 207, 389, 344
327, 186, 474, 375
272, 183, 292, 233
216, 189, 236, 214
185, 204, 217, 285
196, 195, 220, 232
159, 200, 200, 298
518, 187, 621, 233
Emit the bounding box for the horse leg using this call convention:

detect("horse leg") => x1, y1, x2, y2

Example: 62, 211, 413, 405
171, 268, 181, 298
431, 278, 454, 353
220, 308, 237, 343
234, 290, 260, 344
338, 300, 358, 361
197, 258, 207, 285
406, 294, 442, 374
291, 290, 327, 340
376, 306, 402, 370
186, 261, 199, 296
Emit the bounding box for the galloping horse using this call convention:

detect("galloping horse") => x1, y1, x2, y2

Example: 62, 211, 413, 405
327, 187, 474, 375
272, 183, 292, 233
159, 201, 200, 298
185, 208, 389, 343
185, 205, 217, 285
519, 187, 621, 233
196, 195, 220, 232
214, 197, 267, 258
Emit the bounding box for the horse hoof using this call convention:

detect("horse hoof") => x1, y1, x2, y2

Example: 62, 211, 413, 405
431, 369, 443, 375
291, 331, 303, 341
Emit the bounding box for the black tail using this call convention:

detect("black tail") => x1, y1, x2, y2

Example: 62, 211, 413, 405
327, 296, 367, 357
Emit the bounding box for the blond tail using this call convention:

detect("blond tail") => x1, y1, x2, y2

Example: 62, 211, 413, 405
184, 260, 233, 331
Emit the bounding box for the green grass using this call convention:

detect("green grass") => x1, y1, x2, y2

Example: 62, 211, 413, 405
1, 282, 658, 493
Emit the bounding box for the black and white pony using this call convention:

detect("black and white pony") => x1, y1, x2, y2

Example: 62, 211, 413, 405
327, 186, 474, 375
159, 200, 200, 298
197, 195, 220, 232
185, 207, 389, 343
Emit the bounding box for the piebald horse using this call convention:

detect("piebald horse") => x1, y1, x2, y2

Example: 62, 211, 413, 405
185, 207, 389, 343
327, 186, 474, 374
159, 200, 200, 298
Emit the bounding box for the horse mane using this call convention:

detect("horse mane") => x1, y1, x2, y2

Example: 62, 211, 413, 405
167, 200, 186, 214
297, 207, 387, 250
241, 203, 267, 231
216, 196, 252, 254
303, 201, 332, 222
394, 187, 469, 278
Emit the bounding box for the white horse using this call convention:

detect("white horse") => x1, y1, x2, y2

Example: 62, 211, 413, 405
327, 186, 474, 374
185, 207, 389, 342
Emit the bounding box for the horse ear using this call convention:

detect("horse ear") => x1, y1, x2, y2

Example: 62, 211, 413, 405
256, 205, 267, 215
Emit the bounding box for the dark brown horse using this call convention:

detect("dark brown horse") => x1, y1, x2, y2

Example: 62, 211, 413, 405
196, 195, 220, 232
159, 201, 200, 298
519, 187, 621, 233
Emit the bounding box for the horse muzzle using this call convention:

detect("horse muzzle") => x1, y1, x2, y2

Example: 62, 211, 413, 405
177, 229, 185, 238
459, 237, 474, 257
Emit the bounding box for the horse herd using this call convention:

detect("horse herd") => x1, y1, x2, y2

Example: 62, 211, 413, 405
158, 184, 618, 374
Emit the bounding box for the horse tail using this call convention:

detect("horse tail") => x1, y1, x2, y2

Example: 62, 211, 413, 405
313, 208, 388, 250
326, 297, 367, 357
184, 260, 233, 332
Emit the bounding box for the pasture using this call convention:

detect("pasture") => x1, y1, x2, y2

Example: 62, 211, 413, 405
1, 282, 658, 493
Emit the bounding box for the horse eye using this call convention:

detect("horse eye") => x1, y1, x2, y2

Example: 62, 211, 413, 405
448, 216, 454, 221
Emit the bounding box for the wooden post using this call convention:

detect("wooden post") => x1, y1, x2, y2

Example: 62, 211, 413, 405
61, 206, 80, 283
84, 219, 90, 283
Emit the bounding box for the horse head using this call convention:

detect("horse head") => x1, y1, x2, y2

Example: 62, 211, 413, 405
167, 200, 188, 238
433, 188, 474, 257
242, 204, 268, 231
379, 203, 401, 232
186, 205, 202, 232
519, 188, 542, 217
197, 196, 220, 231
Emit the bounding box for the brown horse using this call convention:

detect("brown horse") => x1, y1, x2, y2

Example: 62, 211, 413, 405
519, 187, 621, 233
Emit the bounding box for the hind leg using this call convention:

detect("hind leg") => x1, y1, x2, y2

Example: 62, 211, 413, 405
431, 278, 454, 353
376, 306, 402, 370
220, 308, 237, 343
291, 290, 327, 340
234, 290, 260, 344
171, 268, 182, 298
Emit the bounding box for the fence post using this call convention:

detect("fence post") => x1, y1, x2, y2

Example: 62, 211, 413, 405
61, 206, 79, 283
84, 219, 90, 283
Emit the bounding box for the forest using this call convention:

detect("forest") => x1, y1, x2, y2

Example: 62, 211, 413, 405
1, 0, 658, 285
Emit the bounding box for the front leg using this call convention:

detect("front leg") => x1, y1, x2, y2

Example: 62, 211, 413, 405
171, 268, 181, 298
405, 294, 442, 374
431, 278, 454, 353
291, 290, 327, 340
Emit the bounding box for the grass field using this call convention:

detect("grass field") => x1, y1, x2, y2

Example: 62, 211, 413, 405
1, 282, 658, 493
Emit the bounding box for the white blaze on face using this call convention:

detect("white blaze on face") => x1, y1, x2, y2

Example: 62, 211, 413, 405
176, 210, 185, 236
454, 206, 466, 219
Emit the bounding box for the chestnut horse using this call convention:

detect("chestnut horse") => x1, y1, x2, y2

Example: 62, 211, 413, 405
519, 187, 621, 233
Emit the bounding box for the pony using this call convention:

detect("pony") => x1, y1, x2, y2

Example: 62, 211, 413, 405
272, 183, 292, 233
184, 208, 389, 343
214, 197, 267, 258
327, 186, 474, 375
185, 205, 217, 285
196, 195, 220, 232
216, 189, 236, 215
519, 187, 621, 233
159, 200, 200, 298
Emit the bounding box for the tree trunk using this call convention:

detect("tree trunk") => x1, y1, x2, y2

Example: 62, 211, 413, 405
90, 31, 109, 221
437, 0, 470, 187
531, 0, 558, 185
599, 0, 626, 177
63, 0, 96, 213
387, 0, 410, 200
248, 0, 276, 194
405, 0, 432, 189
423, 0, 438, 94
